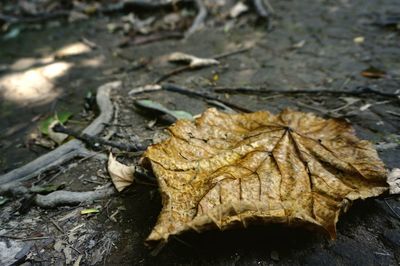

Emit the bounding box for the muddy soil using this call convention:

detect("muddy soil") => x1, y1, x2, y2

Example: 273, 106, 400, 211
1, 0, 400, 265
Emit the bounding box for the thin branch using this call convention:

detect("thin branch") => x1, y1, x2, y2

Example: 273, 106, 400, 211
53, 124, 147, 152
161, 83, 252, 112
212, 86, 400, 98
155, 65, 191, 84
0, 11, 69, 24
384, 199, 400, 219
213, 47, 252, 60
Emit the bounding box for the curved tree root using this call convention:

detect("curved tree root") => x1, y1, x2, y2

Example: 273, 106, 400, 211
185, 0, 207, 37
34, 185, 116, 208
252, 0, 270, 20
0, 81, 121, 194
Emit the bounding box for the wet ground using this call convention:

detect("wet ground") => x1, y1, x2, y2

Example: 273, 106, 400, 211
1, 0, 400, 265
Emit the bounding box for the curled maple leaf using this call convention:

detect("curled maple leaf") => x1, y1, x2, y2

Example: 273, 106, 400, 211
142, 108, 388, 244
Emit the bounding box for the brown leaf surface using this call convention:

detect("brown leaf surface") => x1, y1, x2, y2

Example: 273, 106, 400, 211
143, 108, 388, 243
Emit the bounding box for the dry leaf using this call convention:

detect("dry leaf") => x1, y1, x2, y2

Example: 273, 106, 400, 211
108, 153, 135, 192
168, 52, 219, 68
361, 67, 386, 79
387, 168, 400, 194
48, 120, 68, 145
143, 108, 388, 243
230, 2, 249, 18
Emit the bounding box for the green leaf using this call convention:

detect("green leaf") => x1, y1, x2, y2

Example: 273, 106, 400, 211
39, 111, 72, 135
81, 208, 100, 215
56, 111, 73, 124
134, 100, 193, 121
169, 110, 194, 120
3, 27, 21, 40
0, 196, 8, 206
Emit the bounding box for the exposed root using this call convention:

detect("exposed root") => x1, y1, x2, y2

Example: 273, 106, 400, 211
185, 0, 207, 37
0, 81, 120, 192
252, 0, 270, 20
34, 185, 116, 208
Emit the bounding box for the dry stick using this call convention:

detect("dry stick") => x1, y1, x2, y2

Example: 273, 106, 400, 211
384, 199, 400, 219
128, 83, 251, 112
103, 0, 194, 13
132, 31, 184, 46
212, 86, 400, 98
161, 83, 252, 112
155, 65, 191, 84
213, 47, 252, 60
155, 47, 251, 84
0, 81, 120, 193
52, 124, 146, 152
0, 10, 70, 24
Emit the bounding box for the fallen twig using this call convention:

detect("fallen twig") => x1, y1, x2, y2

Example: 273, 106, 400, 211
129, 83, 252, 112
212, 86, 400, 98
128, 84, 162, 95
163, 83, 252, 112
133, 31, 183, 45
213, 47, 252, 60
118, 31, 184, 47
50, 218, 64, 233
0, 81, 120, 192
173, 84, 250, 112
0, 11, 70, 24
53, 124, 147, 152
155, 65, 192, 84
384, 198, 400, 219
34, 185, 115, 208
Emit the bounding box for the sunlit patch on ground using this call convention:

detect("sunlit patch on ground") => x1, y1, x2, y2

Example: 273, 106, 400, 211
0, 41, 94, 105
55, 42, 91, 58
0, 61, 72, 104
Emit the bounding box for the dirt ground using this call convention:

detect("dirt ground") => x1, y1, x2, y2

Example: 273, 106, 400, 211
1, 0, 400, 265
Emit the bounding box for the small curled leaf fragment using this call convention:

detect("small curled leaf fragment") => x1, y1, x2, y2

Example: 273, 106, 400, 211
108, 153, 135, 192
387, 168, 400, 195
48, 121, 69, 145
361, 67, 387, 79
